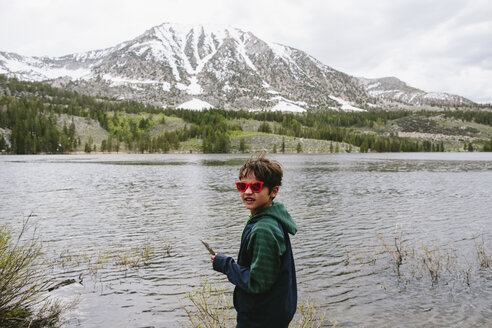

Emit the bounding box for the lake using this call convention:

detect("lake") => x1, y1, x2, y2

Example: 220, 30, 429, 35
0, 153, 491, 327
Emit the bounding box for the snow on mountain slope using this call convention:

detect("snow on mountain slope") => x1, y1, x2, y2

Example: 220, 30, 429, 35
329, 96, 365, 111
270, 101, 306, 113
359, 76, 473, 106
177, 98, 213, 111
0, 52, 91, 81
1, 22, 473, 111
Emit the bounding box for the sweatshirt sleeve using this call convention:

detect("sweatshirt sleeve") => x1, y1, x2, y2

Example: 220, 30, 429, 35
247, 221, 285, 294
213, 253, 250, 292
212, 219, 286, 295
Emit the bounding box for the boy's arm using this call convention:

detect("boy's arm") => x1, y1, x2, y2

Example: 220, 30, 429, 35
213, 253, 250, 292
212, 222, 285, 294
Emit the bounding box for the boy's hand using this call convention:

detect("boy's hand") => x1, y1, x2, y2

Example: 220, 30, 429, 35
211, 253, 217, 264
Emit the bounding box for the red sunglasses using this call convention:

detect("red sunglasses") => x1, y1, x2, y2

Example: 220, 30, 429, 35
235, 181, 264, 193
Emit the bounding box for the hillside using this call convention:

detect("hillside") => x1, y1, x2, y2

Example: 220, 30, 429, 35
1, 76, 491, 155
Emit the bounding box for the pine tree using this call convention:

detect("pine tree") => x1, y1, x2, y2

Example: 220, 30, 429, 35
84, 142, 91, 153
215, 132, 230, 153
107, 136, 113, 152
85, 136, 93, 153
296, 142, 302, 153
239, 138, 246, 153
0, 135, 6, 151
258, 121, 272, 133
360, 139, 369, 153
69, 120, 76, 139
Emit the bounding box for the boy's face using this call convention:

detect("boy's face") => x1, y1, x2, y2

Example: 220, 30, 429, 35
239, 173, 278, 215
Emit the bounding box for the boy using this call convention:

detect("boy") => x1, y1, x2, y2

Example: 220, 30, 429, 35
212, 153, 297, 328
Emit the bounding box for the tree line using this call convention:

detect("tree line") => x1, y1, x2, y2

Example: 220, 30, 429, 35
0, 97, 78, 154
1, 75, 491, 154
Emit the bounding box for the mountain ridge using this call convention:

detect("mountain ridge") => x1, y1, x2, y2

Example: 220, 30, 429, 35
0, 22, 476, 111
359, 76, 473, 107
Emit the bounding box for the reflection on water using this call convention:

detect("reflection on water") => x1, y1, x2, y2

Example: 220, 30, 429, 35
1, 153, 491, 327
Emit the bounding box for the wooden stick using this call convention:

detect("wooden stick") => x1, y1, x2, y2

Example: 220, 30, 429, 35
200, 240, 216, 255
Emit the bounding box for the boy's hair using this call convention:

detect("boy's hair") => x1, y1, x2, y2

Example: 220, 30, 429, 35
239, 153, 283, 191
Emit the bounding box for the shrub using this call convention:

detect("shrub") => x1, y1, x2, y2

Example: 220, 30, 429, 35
0, 219, 64, 327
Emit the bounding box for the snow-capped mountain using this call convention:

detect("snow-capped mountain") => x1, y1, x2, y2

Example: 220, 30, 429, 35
359, 77, 474, 107
0, 23, 473, 111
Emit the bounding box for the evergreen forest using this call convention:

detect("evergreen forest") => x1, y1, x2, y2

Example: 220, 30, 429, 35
1, 75, 491, 154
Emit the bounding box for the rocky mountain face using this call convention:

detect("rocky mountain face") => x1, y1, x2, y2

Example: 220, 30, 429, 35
0, 23, 474, 111
359, 77, 474, 107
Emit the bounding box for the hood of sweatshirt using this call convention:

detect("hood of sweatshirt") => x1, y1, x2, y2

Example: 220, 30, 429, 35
251, 201, 297, 235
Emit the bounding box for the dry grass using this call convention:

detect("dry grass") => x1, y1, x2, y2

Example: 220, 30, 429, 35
289, 301, 339, 328
419, 242, 456, 284
377, 228, 406, 275
185, 279, 234, 328
375, 229, 490, 286
475, 236, 492, 269
52, 239, 171, 278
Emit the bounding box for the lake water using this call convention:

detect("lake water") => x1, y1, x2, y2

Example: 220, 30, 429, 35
0, 153, 491, 327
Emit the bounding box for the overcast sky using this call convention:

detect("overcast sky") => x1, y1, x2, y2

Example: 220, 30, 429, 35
1, 0, 491, 103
